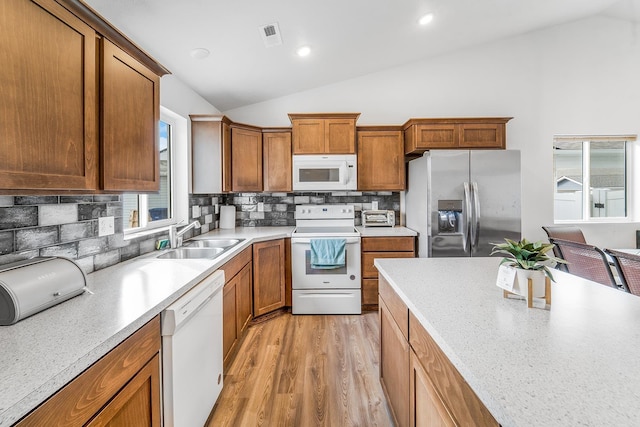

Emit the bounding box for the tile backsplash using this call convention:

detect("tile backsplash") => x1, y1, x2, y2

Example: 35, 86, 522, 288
189, 191, 401, 231
0, 191, 400, 274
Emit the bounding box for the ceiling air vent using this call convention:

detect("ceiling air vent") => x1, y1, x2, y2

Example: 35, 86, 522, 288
258, 22, 283, 47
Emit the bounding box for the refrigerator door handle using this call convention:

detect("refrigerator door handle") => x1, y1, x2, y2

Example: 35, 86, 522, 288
472, 182, 481, 250
463, 182, 472, 253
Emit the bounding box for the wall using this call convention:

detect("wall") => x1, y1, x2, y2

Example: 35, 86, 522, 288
224, 15, 640, 248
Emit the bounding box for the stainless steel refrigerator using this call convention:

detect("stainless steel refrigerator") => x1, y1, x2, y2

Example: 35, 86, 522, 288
405, 150, 521, 257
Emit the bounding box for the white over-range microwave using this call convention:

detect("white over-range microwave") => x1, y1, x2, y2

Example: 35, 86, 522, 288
292, 154, 357, 191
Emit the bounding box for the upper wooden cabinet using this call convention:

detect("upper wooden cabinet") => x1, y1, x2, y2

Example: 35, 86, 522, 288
101, 39, 160, 191
403, 118, 512, 157
357, 127, 406, 191
231, 124, 263, 192
0, 0, 168, 193
191, 115, 233, 193
0, 0, 99, 191
289, 113, 360, 154
263, 129, 292, 192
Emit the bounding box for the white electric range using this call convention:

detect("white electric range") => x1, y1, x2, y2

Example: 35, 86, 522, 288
290, 205, 362, 314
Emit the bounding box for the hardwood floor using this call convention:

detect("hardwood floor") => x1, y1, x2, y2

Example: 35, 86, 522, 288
207, 312, 394, 426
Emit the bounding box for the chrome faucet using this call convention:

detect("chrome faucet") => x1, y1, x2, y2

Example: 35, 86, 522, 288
169, 220, 202, 249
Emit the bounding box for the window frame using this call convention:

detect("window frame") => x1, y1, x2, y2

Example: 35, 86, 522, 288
553, 134, 636, 224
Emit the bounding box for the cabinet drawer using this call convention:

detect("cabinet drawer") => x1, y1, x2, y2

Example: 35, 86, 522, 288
362, 237, 415, 252
409, 311, 498, 426
18, 316, 160, 427
378, 275, 408, 341
362, 278, 379, 305
219, 246, 252, 280
362, 251, 415, 278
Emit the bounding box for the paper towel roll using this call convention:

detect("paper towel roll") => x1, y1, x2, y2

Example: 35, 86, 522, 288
219, 206, 236, 229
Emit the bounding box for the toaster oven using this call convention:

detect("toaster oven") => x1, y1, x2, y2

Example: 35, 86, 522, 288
361, 210, 395, 227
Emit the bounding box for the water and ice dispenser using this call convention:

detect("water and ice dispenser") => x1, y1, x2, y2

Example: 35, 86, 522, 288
437, 200, 462, 233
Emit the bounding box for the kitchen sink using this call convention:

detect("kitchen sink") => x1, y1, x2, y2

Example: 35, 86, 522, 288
184, 238, 244, 249
157, 247, 225, 259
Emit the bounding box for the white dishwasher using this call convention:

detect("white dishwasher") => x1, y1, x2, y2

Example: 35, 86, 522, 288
161, 269, 225, 427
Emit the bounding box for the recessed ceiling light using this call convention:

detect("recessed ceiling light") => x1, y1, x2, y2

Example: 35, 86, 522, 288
190, 48, 210, 59
296, 46, 311, 57
419, 13, 434, 26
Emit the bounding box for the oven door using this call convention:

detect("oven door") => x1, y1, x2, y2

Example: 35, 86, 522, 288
291, 237, 361, 290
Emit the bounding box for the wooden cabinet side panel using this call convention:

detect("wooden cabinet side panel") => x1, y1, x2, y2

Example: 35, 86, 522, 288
285, 238, 292, 307
325, 119, 356, 153
378, 275, 409, 340
235, 262, 253, 335
222, 122, 232, 192
253, 239, 286, 317
191, 119, 222, 194
409, 312, 498, 426
458, 123, 505, 148
357, 131, 405, 190
380, 298, 410, 427
410, 350, 457, 427
263, 131, 292, 191
362, 237, 416, 252
85, 353, 161, 427
101, 39, 160, 191
17, 316, 160, 427
292, 119, 325, 154
231, 127, 263, 191
0, 0, 98, 190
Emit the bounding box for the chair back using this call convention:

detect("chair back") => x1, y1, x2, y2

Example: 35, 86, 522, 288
605, 249, 638, 295
549, 238, 617, 288
542, 226, 587, 272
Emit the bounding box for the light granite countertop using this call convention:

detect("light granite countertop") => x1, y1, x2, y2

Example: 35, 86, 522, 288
356, 225, 417, 237
0, 226, 293, 426
374, 257, 640, 427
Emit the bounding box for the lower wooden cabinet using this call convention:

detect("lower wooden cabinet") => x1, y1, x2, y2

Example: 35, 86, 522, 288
410, 350, 456, 427
253, 239, 286, 317
362, 236, 415, 309
219, 246, 253, 368
17, 317, 161, 427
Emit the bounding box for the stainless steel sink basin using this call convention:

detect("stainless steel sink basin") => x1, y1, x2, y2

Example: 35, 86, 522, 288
184, 238, 244, 249
157, 247, 225, 259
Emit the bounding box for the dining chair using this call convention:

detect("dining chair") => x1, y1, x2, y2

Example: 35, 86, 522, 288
549, 238, 618, 288
542, 226, 587, 272
604, 249, 638, 295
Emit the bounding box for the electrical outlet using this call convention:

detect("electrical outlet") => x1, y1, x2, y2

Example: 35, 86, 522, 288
192, 205, 201, 218
98, 216, 115, 237
372, 201, 379, 210
257, 202, 264, 212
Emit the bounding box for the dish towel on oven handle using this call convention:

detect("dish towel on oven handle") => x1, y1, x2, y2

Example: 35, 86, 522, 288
310, 238, 346, 269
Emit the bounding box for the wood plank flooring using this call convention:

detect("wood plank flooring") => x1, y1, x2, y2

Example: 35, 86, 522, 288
207, 312, 394, 426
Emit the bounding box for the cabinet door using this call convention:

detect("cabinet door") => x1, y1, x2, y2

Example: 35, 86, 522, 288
231, 127, 263, 191
235, 263, 253, 336
357, 130, 405, 190
86, 354, 161, 427
325, 118, 356, 153
414, 124, 459, 149
410, 350, 456, 427
458, 123, 505, 148
0, 0, 98, 191
223, 281, 237, 365
253, 239, 286, 317
380, 298, 410, 427
101, 39, 160, 191
292, 118, 325, 154
263, 131, 292, 191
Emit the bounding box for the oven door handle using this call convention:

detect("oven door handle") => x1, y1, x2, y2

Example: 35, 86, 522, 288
291, 237, 361, 244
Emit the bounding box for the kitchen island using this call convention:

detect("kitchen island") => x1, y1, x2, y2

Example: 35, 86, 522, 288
375, 256, 640, 427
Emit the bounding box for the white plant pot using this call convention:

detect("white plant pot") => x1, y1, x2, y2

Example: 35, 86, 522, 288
513, 269, 546, 300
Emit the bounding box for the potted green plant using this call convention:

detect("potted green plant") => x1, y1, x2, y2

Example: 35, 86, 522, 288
491, 238, 567, 301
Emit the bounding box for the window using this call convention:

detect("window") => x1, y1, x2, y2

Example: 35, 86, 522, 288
553, 135, 635, 222
123, 108, 187, 234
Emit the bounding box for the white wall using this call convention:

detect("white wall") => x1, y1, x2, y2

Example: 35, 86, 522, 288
224, 15, 640, 248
